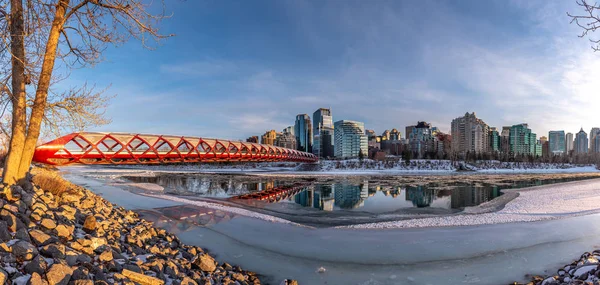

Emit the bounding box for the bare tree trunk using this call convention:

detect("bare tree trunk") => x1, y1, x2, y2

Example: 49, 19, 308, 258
3, 0, 28, 186
16, 0, 70, 179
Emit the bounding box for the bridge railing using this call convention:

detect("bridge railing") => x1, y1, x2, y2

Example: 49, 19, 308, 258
33, 132, 319, 165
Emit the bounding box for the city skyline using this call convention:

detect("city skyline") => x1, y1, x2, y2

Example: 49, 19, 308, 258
55, 0, 600, 141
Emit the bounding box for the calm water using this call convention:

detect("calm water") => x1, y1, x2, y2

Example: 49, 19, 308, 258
123, 174, 591, 214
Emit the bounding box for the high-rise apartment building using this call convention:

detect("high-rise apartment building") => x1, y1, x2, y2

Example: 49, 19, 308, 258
390, 129, 400, 141
408, 121, 434, 158
294, 114, 312, 152
275, 127, 296, 149
548, 131, 565, 155
500, 126, 511, 154
489, 127, 500, 152
450, 112, 490, 155
574, 128, 588, 154
566, 132, 574, 153
381, 130, 391, 141
261, 130, 278, 145
334, 120, 368, 158
509, 124, 536, 155
312, 108, 334, 158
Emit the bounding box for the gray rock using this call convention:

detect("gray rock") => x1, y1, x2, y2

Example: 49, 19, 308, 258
0, 221, 11, 242
24, 254, 49, 275
40, 243, 66, 259
16, 227, 32, 243
46, 263, 73, 285
1, 209, 25, 232
12, 240, 38, 261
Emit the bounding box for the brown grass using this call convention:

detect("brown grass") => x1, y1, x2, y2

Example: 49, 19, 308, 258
31, 168, 78, 196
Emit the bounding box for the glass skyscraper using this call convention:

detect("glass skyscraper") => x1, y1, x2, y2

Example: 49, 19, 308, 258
312, 108, 334, 158
548, 130, 565, 155
294, 114, 312, 152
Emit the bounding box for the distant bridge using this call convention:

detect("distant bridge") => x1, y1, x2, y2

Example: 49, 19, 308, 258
33, 132, 318, 165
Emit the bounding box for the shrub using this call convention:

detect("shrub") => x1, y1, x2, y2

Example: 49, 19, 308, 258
31, 168, 78, 196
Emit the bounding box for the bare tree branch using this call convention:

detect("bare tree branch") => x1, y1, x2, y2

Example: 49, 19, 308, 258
568, 0, 600, 51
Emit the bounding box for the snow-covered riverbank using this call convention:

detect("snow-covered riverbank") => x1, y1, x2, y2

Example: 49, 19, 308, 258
78, 159, 600, 175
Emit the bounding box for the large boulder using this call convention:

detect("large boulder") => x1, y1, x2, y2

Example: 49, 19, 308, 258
82, 215, 96, 234
46, 263, 73, 285
29, 229, 55, 246
121, 269, 165, 285
12, 240, 38, 261
192, 253, 217, 272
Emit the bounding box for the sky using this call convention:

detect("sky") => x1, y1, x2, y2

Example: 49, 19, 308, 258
59, 0, 600, 141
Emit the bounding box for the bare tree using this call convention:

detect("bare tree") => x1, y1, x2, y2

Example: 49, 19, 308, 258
568, 0, 600, 51
0, 0, 172, 191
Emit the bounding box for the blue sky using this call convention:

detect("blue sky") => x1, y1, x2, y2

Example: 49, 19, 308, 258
61, 0, 600, 140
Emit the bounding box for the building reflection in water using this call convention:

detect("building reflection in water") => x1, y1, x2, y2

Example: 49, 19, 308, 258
294, 182, 369, 211
289, 182, 505, 212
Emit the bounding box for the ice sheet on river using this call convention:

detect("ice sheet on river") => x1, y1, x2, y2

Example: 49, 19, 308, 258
346, 178, 600, 229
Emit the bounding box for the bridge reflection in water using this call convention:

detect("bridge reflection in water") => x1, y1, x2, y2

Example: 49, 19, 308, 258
137, 205, 237, 233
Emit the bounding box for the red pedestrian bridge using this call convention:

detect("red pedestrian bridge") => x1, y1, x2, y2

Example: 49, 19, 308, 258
33, 132, 318, 165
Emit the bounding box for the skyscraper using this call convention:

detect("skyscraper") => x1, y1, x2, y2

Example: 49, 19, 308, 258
548, 131, 565, 155
334, 120, 368, 158
450, 112, 490, 155
312, 108, 334, 158
565, 132, 574, 153
574, 128, 588, 154
509, 124, 536, 155
590, 128, 600, 153
294, 114, 312, 152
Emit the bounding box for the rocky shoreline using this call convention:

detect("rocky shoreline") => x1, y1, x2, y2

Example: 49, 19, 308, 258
0, 171, 291, 285
520, 251, 600, 285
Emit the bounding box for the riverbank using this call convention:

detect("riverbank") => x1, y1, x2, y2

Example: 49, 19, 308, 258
0, 169, 268, 285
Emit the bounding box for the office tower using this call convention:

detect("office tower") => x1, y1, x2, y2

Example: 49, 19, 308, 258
312, 108, 334, 158
566, 132, 574, 153
548, 131, 565, 155
294, 114, 312, 152
574, 128, 588, 154
590, 128, 600, 153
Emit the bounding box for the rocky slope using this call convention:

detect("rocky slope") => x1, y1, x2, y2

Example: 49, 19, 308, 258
0, 173, 267, 285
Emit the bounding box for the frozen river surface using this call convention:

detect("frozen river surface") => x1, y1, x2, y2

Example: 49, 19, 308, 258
61, 168, 600, 285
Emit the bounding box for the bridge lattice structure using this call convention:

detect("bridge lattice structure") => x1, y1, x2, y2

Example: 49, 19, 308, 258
33, 132, 318, 165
